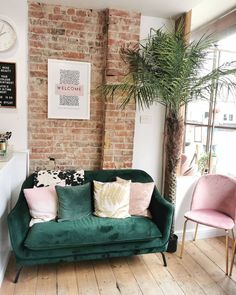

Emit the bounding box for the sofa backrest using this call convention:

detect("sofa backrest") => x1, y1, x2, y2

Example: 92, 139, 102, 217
18, 169, 154, 203
84, 169, 154, 183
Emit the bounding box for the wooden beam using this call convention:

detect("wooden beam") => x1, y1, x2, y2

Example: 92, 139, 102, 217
175, 10, 192, 42
184, 10, 192, 42
192, 7, 236, 41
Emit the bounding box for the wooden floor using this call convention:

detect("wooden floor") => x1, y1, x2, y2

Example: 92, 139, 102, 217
1, 237, 236, 295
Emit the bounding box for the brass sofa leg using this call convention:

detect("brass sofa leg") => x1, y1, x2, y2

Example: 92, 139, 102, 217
161, 252, 167, 266
13, 266, 23, 283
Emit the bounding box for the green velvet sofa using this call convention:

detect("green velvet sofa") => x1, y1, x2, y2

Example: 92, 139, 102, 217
8, 169, 174, 282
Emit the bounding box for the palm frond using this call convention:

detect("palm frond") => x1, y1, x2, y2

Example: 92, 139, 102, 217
102, 22, 236, 116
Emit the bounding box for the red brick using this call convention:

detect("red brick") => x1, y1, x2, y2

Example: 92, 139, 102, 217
76, 10, 87, 17
67, 8, 75, 15
29, 11, 45, 18
48, 14, 69, 21
54, 6, 61, 14
63, 52, 85, 59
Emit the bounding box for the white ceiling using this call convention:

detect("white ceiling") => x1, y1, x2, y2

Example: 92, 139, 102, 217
38, 0, 203, 18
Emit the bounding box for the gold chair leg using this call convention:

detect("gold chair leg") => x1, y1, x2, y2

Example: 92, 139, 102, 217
180, 219, 188, 258
229, 238, 236, 276
193, 223, 198, 241
226, 230, 229, 275
231, 229, 235, 241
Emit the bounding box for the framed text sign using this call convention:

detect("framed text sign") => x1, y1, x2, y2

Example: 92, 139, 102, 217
0, 62, 16, 108
48, 59, 91, 119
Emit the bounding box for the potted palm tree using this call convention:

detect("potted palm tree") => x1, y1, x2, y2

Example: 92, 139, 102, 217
102, 23, 236, 251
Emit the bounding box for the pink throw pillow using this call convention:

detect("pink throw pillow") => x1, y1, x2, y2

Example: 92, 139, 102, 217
24, 181, 65, 226
116, 177, 154, 218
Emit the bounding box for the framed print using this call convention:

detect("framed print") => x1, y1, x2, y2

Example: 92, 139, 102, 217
48, 59, 91, 119
0, 61, 16, 108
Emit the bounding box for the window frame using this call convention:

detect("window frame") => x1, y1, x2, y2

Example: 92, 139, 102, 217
183, 46, 236, 174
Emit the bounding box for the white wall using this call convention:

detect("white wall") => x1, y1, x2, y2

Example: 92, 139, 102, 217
132, 16, 172, 189
0, 0, 28, 151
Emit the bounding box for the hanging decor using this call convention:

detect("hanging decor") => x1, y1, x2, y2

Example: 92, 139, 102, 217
0, 62, 16, 108
48, 59, 91, 120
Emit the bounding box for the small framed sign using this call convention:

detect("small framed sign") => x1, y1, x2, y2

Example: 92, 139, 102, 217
0, 62, 16, 108
48, 59, 91, 120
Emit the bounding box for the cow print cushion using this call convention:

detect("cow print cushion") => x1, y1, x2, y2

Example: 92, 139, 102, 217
33, 170, 84, 187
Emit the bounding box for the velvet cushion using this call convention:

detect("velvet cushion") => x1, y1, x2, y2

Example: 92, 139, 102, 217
24, 181, 65, 227
93, 180, 131, 218
116, 177, 154, 217
56, 183, 92, 222
24, 215, 162, 250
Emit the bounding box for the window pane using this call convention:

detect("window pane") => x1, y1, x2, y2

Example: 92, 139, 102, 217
214, 100, 236, 127
211, 128, 236, 177
184, 125, 208, 174
213, 50, 236, 127
186, 100, 210, 124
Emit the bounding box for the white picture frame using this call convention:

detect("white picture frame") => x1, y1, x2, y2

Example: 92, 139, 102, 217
48, 59, 91, 119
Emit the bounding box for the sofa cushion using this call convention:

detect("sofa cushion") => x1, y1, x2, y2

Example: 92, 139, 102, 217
56, 183, 92, 222
33, 169, 84, 187
24, 216, 162, 250
93, 180, 131, 218
116, 177, 154, 218
24, 181, 65, 227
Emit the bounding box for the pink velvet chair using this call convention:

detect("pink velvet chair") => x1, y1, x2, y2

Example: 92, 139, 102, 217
180, 174, 236, 275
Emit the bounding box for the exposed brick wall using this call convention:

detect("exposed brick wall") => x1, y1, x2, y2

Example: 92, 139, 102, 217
28, 1, 140, 171
102, 9, 140, 168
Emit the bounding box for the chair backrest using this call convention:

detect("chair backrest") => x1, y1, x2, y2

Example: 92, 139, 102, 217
191, 174, 236, 222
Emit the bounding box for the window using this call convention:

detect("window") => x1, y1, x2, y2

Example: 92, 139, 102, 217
183, 36, 236, 177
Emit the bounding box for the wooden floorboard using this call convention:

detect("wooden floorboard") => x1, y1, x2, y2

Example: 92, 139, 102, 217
142, 253, 185, 295
75, 261, 100, 295
35, 264, 57, 295
1, 237, 236, 295
185, 241, 236, 295
109, 257, 143, 295
126, 255, 163, 295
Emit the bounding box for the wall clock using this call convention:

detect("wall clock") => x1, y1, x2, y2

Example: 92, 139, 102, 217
0, 19, 17, 52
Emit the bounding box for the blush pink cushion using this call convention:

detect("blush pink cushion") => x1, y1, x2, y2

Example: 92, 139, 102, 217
185, 209, 235, 230
24, 181, 65, 226
116, 177, 154, 217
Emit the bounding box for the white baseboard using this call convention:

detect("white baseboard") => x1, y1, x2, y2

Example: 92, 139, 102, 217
175, 227, 225, 242
0, 250, 10, 287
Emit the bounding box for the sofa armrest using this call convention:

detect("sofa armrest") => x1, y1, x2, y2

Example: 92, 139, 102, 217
7, 174, 34, 261
149, 187, 174, 244
8, 191, 31, 259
